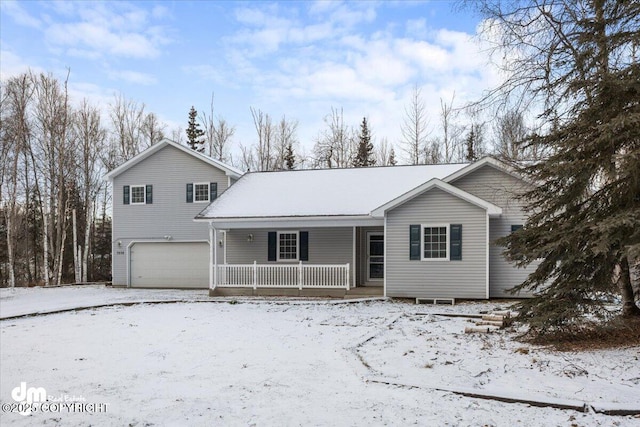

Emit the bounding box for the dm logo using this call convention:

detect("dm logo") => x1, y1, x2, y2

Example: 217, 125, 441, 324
11, 382, 46, 415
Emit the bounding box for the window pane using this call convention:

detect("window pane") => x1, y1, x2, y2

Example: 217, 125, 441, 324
369, 263, 384, 279
423, 225, 447, 259
370, 241, 384, 256
278, 233, 298, 260
131, 186, 145, 204
194, 184, 209, 202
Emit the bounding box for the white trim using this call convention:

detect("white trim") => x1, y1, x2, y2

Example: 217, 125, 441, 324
199, 216, 384, 229
421, 224, 450, 261
352, 227, 357, 288
276, 231, 300, 262
371, 178, 502, 218
209, 227, 215, 290
105, 139, 243, 181
130, 184, 146, 205
126, 239, 209, 288
193, 182, 211, 203
485, 214, 490, 299
443, 156, 521, 184
383, 216, 387, 297
366, 232, 384, 281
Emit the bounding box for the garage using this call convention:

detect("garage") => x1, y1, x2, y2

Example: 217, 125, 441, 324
130, 242, 209, 288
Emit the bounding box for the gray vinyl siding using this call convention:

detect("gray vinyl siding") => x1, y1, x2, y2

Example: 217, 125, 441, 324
225, 227, 353, 266
386, 188, 487, 299
111, 144, 229, 286
451, 164, 535, 297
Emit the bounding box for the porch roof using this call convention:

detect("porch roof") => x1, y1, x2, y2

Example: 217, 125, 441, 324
195, 163, 468, 223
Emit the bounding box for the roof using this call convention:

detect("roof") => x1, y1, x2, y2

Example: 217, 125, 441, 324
104, 139, 244, 180
196, 163, 469, 220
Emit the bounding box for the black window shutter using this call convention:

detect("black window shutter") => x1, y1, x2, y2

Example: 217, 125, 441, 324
299, 231, 309, 261
210, 182, 218, 201
409, 225, 420, 260
511, 224, 523, 233
450, 224, 462, 261
145, 185, 153, 204
186, 183, 193, 203
123, 185, 130, 205
268, 232, 277, 261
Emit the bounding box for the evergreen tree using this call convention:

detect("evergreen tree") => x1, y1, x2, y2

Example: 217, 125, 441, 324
473, 0, 640, 335
284, 142, 295, 170
186, 106, 205, 152
353, 117, 376, 167
388, 148, 397, 166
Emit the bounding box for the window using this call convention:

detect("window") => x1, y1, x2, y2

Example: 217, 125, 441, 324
131, 185, 145, 204
194, 183, 210, 202
187, 182, 218, 203
124, 185, 152, 205
278, 232, 299, 261
423, 225, 449, 260
268, 231, 308, 262
409, 224, 462, 261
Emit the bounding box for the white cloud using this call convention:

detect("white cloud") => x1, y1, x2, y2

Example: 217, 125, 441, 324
0, 49, 42, 80
2, 0, 41, 28
107, 70, 157, 86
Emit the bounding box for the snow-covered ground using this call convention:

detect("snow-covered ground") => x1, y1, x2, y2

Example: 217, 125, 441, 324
1, 286, 638, 426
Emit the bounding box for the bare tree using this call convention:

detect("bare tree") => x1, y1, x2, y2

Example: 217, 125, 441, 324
73, 99, 107, 282
272, 116, 299, 170
31, 71, 74, 286
250, 107, 274, 171
141, 112, 165, 149
433, 94, 464, 163
0, 74, 33, 287
312, 107, 355, 168
109, 93, 146, 164
199, 93, 235, 162
400, 84, 430, 164
492, 109, 544, 161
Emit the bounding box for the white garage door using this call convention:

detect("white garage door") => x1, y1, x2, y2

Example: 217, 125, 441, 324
130, 242, 209, 288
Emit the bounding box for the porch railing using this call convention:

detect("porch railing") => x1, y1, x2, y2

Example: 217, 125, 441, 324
213, 262, 350, 290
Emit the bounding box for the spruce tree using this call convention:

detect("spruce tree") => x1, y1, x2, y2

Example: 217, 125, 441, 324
353, 117, 376, 167
388, 148, 397, 166
284, 142, 295, 170
473, 0, 640, 335
186, 106, 205, 152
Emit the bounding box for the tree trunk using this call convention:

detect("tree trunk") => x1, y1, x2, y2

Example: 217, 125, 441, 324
620, 257, 640, 316
72, 208, 80, 283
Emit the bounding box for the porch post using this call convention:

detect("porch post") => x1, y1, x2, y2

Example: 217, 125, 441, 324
213, 226, 218, 288
346, 263, 350, 291
352, 226, 357, 288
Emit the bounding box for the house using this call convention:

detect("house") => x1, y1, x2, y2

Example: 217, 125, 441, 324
195, 157, 536, 299
105, 139, 243, 288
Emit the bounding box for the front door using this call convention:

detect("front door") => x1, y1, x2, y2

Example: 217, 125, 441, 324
367, 232, 384, 282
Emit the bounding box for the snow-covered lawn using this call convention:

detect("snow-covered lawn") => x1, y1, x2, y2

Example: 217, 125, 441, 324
1, 286, 639, 426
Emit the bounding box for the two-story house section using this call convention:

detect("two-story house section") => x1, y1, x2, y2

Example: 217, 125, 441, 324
105, 139, 243, 288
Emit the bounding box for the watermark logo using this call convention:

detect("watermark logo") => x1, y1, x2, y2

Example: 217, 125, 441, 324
11, 382, 46, 415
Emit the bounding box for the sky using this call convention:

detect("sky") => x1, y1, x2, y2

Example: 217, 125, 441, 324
0, 0, 499, 164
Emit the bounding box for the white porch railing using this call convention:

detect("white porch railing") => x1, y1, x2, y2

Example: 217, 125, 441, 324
213, 262, 350, 290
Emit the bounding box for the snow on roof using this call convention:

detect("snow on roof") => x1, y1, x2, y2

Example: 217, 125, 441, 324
197, 163, 469, 219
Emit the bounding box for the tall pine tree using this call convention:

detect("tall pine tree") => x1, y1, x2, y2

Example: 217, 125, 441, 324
186, 106, 205, 152
474, 0, 640, 335
353, 117, 376, 167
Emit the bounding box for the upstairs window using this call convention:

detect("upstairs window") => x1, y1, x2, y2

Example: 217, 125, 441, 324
194, 183, 210, 202
123, 185, 152, 205
186, 182, 218, 203
131, 185, 146, 204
